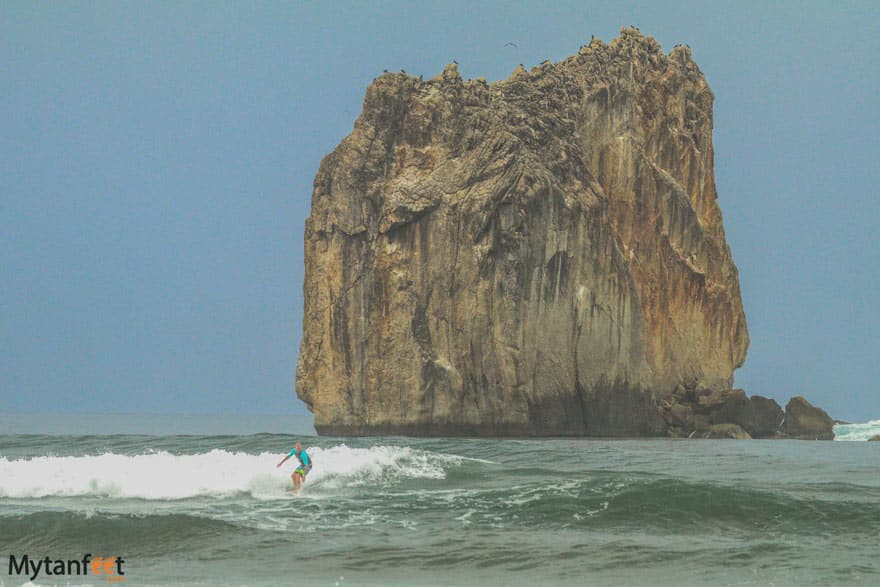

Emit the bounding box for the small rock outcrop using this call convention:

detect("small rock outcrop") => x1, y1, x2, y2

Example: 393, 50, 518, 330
706, 423, 751, 440
661, 388, 785, 438
782, 396, 835, 440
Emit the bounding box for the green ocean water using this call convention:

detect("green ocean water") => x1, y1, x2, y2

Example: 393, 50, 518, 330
1, 429, 879, 586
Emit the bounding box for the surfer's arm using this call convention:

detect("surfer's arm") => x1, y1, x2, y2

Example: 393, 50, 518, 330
276, 455, 291, 468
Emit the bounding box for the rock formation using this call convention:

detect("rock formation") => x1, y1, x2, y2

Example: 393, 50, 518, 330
659, 389, 833, 439
296, 28, 818, 437
782, 396, 835, 440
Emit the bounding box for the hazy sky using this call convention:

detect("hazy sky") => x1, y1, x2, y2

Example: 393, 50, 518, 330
2, 1, 878, 422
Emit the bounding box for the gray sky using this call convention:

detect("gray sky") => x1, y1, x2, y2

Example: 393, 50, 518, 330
2, 1, 878, 422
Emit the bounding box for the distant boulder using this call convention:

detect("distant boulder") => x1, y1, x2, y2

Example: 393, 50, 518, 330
706, 423, 752, 439
711, 391, 784, 438
868, 434, 880, 442
783, 396, 835, 440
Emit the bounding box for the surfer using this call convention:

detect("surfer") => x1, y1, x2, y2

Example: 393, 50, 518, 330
276, 442, 312, 494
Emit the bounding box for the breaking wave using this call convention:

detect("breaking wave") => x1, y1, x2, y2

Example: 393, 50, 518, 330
833, 419, 880, 441
0, 444, 464, 500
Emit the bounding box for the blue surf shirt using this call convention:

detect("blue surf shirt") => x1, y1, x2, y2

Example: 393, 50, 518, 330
288, 448, 310, 468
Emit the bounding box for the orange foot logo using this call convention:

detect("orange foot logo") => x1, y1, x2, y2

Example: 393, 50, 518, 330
91, 556, 125, 582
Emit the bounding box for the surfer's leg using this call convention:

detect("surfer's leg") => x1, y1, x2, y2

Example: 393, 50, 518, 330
292, 472, 302, 491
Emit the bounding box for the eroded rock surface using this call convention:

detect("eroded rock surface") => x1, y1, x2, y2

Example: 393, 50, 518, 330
297, 29, 753, 436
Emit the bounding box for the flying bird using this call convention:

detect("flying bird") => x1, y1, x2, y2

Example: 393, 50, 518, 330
504, 42, 518, 48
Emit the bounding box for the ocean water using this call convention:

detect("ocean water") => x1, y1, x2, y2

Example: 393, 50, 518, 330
1, 425, 879, 586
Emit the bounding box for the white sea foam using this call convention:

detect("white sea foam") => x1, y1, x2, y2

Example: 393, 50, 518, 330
0, 445, 459, 500
833, 419, 880, 441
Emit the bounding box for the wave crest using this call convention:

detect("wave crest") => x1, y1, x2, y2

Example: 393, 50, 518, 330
833, 419, 880, 441
0, 444, 460, 500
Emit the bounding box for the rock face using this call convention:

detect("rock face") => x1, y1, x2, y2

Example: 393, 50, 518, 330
782, 396, 835, 440
296, 28, 751, 436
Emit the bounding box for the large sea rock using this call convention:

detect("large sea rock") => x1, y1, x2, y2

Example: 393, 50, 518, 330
296, 29, 751, 436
